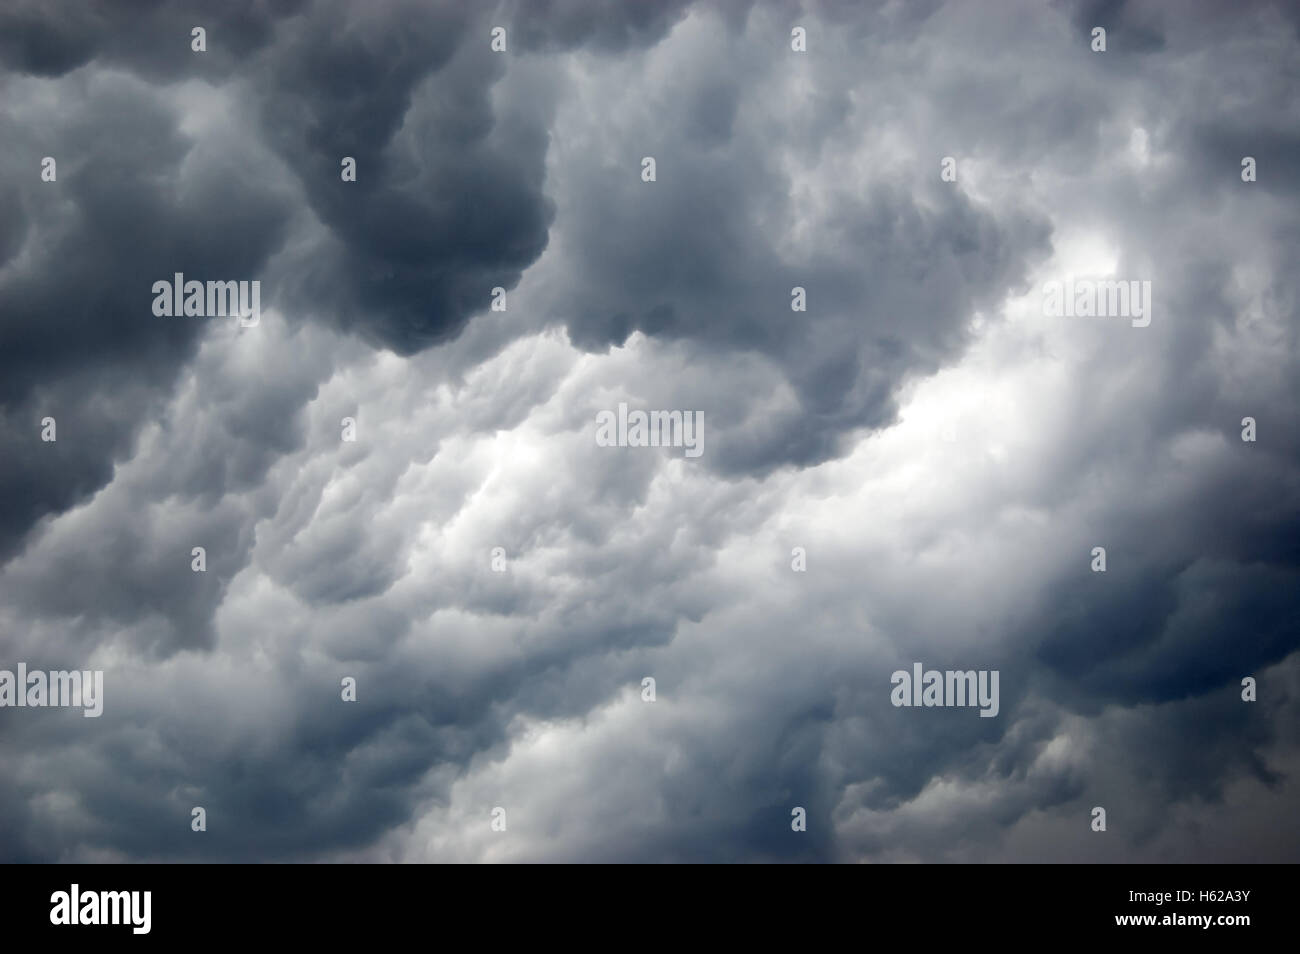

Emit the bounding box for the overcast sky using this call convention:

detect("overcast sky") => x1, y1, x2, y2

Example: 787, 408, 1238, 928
1, 0, 1297, 862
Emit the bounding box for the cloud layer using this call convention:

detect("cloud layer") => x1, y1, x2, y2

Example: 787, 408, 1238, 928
0, 0, 1297, 862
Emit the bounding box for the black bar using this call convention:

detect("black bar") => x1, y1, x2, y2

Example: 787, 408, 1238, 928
5, 863, 1286, 942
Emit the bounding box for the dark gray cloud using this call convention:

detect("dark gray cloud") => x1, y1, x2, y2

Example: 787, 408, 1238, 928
500, 0, 700, 53
0, 0, 1297, 865
0, 68, 295, 561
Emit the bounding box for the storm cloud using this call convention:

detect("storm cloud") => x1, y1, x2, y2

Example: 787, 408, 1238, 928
0, 0, 1297, 863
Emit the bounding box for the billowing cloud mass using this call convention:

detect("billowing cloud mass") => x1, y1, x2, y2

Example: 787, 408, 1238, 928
0, 0, 1297, 863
